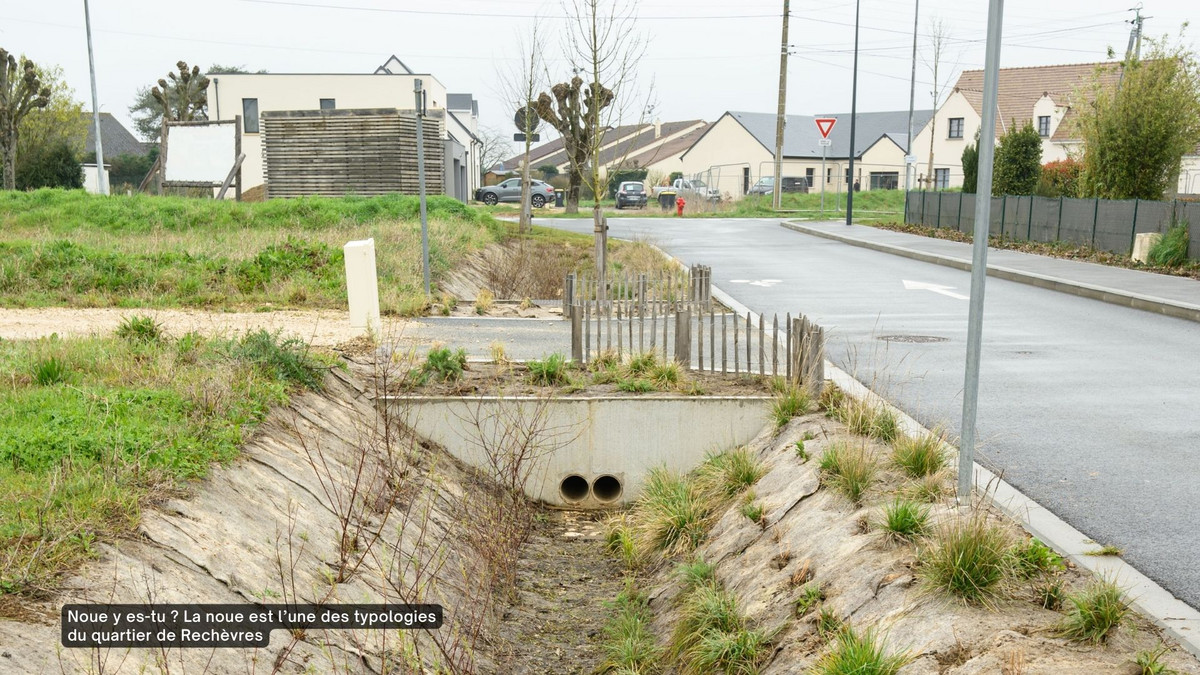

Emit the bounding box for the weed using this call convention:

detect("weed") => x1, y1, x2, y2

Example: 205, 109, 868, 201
1134, 644, 1175, 675
701, 447, 765, 498
591, 350, 621, 372
908, 471, 951, 503
670, 581, 769, 674
688, 627, 770, 674
1037, 578, 1066, 610
605, 517, 639, 569
819, 384, 846, 412
811, 626, 913, 675
891, 431, 948, 478
676, 559, 717, 589
519, 296, 534, 310
771, 384, 812, 430
649, 361, 682, 388
1058, 577, 1127, 644
1012, 538, 1065, 578
1148, 223, 1189, 268
599, 582, 661, 673
230, 330, 327, 390
115, 314, 164, 344
618, 377, 655, 393
803, 430, 817, 441
794, 583, 823, 616
527, 353, 569, 386
815, 607, 844, 640
683, 381, 708, 396
474, 287, 495, 314
740, 501, 765, 525
838, 398, 900, 442
626, 351, 658, 375
440, 291, 458, 312
31, 356, 69, 385
489, 341, 509, 364
420, 346, 468, 383
1085, 544, 1123, 557
818, 441, 878, 504
794, 440, 809, 461
920, 513, 1014, 605
879, 498, 929, 543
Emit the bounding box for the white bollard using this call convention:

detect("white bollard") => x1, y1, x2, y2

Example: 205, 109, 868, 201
344, 238, 381, 338
1132, 232, 1162, 264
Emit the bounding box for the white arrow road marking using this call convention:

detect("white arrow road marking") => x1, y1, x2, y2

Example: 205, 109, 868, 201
903, 279, 970, 300
729, 279, 782, 287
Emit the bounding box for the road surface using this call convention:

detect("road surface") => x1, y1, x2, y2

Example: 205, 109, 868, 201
538, 216, 1200, 610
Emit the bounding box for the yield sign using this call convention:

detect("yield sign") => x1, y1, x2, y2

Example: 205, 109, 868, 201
815, 117, 836, 139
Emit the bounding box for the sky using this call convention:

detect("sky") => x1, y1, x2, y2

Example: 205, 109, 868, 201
4, 0, 1195, 155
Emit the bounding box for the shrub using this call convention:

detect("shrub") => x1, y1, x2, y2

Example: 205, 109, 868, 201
1058, 577, 1127, 644
992, 120, 1043, 196
527, 353, 569, 385
819, 442, 878, 504
231, 330, 326, 390
31, 356, 70, 386
1148, 223, 1190, 268
115, 314, 164, 344
421, 346, 468, 383
879, 498, 929, 543
811, 626, 913, 675
1011, 538, 1065, 578
891, 431, 947, 478
1037, 158, 1082, 198
771, 385, 812, 429
920, 514, 1013, 605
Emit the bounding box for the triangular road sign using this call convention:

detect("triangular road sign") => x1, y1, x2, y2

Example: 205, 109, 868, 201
815, 117, 836, 139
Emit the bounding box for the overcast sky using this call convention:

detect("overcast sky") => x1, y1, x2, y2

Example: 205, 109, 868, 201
5, 0, 1195, 153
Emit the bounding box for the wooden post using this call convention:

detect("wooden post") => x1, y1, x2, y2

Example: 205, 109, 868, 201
721, 311, 727, 374
617, 301, 623, 358
758, 313, 764, 376
709, 308, 715, 373
674, 308, 691, 365
662, 299, 669, 360
564, 273, 575, 321
772, 314, 779, 378
697, 307, 704, 371
785, 312, 792, 382
745, 312, 752, 374
650, 294, 657, 352
584, 293, 591, 361
733, 312, 739, 374
571, 305, 583, 363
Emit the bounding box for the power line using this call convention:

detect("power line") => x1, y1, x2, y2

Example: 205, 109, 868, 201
239, 0, 780, 21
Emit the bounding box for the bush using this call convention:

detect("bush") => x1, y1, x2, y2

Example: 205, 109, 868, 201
812, 626, 913, 675
891, 431, 947, 478
961, 140, 979, 194
421, 346, 468, 383
1058, 577, 1127, 644
819, 442, 877, 504
527, 353, 569, 385
1037, 158, 1082, 198
920, 514, 1013, 605
992, 120, 1042, 196
1147, 223, 1190, 267
15, 141, 83, 190
231, 330, 326, 390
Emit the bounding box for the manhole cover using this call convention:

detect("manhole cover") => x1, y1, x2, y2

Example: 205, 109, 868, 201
877, 335, 949, 344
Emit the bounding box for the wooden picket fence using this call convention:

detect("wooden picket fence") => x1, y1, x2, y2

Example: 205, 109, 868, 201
566, 265, 825, 395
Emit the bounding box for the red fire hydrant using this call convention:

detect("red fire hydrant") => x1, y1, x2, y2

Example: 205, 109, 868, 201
676, 196, 685, 217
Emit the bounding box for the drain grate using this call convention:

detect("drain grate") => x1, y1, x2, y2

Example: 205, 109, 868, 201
877, 335, 949, 344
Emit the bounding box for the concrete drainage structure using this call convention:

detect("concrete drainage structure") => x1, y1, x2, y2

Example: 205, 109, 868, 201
386, 395, 772, 507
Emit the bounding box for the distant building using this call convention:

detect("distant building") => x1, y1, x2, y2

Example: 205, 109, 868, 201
204, 55, 481, 200
83, 112, 151, 157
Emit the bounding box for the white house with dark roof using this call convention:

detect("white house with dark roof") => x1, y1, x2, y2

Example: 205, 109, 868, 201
678, 109, 933, 198
204, 55, 481, 200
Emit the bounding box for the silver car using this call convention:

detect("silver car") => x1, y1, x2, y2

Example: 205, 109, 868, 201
476, 178, 556, 207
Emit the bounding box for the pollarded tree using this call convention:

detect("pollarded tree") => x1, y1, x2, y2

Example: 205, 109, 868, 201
130, 61, 214, 140
534, 76, 613, 214
0, 48, 51, 190
1074, 34, 1200, 200
992, 120, 1042, 196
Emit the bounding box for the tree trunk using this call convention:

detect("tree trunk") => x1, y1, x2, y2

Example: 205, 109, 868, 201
566, 165, 583, 214
1, 132, 15, 190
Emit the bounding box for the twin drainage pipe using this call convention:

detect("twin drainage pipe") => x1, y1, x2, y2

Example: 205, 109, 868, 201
559, 474, 623, 505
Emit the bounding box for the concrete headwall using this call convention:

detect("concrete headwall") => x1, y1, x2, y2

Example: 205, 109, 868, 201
387, 396, 772, 507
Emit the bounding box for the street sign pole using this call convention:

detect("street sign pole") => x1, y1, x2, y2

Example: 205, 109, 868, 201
415, 79, 430, 299
821, 143, 827, 214
958, 0, 1005, 502
813, 119, 835, 217
83, 0, 107, 196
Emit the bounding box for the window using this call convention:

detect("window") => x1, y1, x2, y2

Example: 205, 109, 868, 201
869, 172, 899, 190
242, 98, 259, 133
845, 167, 852, 186
826, 168, 832, 184
948, 117, 964, 139
320, 98, 336, 110
934, 168, 949, 189
1038, 115, 1050, 137
805, 168, 814, 188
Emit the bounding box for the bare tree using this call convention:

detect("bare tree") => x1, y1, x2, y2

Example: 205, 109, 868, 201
920, 18, 959, 188
498, 23, 547, 233
0, 49, 50, 190
476, 126, 510, 181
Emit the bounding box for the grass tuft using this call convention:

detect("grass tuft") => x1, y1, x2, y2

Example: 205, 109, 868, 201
599, 581, 661, 673
1011, 538, 1065, 578
31, 355, 70, 386
618, 377, 655, 393
1037, 578, 1066, 610
632, 468, 710, 556
230, 330, 327, 390
604, 516, 639, 570
740, 501, 765, 525
815, 607, 844, 641
1058, 577, 1127, 644
474, 287, 495, 314
818, 442, 878, 504
878, 498, 929, 543
115, 314, 164, 344
771, 384, 812, 430
920, 513, 1013, 605
1147, 223, 1189, 268
835, 398, 899, 442
527, 353, 569, 386
1134, 644, 1174, 675
794, 582, 823, 617
676, 558, 717, 590
891, 431, 948, 478
670, 580, 769, 674
649, 361, 682, 388
794, 440, 809, 461
420, 345, 468, 383
811, 626, 913, 675
1084, 544, 1123, 557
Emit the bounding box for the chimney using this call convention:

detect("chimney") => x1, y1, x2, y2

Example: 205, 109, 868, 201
654, 118, 662, 139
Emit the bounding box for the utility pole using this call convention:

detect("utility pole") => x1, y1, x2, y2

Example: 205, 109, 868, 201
1119, 5, 1148, 90
772, 0, 790, 210
904, 0, 920, 193
83, 0, 107, 196
958, 0, 1005, 502
414, 79, 430, 299
845, 0, 861, 225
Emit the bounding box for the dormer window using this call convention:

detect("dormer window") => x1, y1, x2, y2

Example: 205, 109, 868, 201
1038, 115, 1051, 137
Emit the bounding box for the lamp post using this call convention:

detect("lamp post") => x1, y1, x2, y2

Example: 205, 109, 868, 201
414, 79, 430, 299
845, 0, 860, 225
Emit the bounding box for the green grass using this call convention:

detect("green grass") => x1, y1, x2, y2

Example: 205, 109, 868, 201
599, 582, 662, 674
811, 626, 913, 675
1135, 645, 1174, 675
1148, 223, 1190, 268
794, 440, 809, 461
527, 353, 569, 386
819, 442, 878, 504
1085, 544, 1123, 557
740, 501, 765, 525
794, 583, 823, 617
669, 580, 770, 674
604, 516, 640, 570
770, 384, 812, 430
0, 189, 503, 313
115, 314, 165, 344
618, 377, 655, 393
890, 431, 947, 478
420, 346, 468, 383
815, 607, 844, 640
1011, 538, 1065, 578
0, 331, 328, 595
835, 398, 899, 442
919, 513, 1014, 605
698, 447, 765, 499
1037, 578, 1066, 610
1058, 577, 1128, 644
878, 498, 929, 543
676, 559, 717, 589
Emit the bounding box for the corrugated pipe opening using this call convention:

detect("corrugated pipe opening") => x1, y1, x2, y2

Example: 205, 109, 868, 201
559, 474, 589, 502
591, 475, 622, 503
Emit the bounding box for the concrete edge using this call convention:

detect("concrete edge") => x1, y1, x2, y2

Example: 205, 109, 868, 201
780, 221, 1200, 324
709, 283, 1200, 660
381, 394, 775, 403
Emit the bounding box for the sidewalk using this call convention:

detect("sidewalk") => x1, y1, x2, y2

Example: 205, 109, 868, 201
783, 220, 1200, 323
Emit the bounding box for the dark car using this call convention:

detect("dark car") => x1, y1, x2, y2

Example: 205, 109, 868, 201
615, 181, 648, 209
475, 178, 556, 207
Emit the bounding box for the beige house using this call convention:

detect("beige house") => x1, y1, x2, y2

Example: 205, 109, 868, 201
678, 109, 933, 199
205, 56, 481, 200
912, 61, 1200, 194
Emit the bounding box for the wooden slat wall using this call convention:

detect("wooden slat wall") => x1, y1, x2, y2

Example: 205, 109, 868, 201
262, 109, 444, 199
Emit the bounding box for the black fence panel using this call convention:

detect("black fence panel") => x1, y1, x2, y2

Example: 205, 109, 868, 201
1094, 199, 1137, 254
1030, 196, 1060, 243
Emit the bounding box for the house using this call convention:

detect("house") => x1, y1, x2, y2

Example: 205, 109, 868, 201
911, 62, 1200, 194
499, 120, 708, 187
678, 109, 934, 198
83, 112, 150, 157
204, 55, 481, 200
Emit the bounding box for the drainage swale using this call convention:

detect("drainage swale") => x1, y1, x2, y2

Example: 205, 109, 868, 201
591, 475, 623, 503
877, 335, 949, 344
559, 474, 590, 502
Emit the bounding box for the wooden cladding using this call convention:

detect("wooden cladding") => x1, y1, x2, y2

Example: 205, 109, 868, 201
262, 108, 444, 199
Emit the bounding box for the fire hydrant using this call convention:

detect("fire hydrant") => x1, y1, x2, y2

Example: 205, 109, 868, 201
676, 196, 685, 217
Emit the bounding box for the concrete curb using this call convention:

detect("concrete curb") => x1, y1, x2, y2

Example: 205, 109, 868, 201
780, 221, 1200, 324
709, 283, 1200, 660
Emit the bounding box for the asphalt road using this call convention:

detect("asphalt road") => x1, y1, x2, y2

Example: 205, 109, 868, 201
538, 215, 1200, 610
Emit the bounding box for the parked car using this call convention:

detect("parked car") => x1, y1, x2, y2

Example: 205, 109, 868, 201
614, 181, 648, 209
475, 178, 556, 207
747, 176, 809, 195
